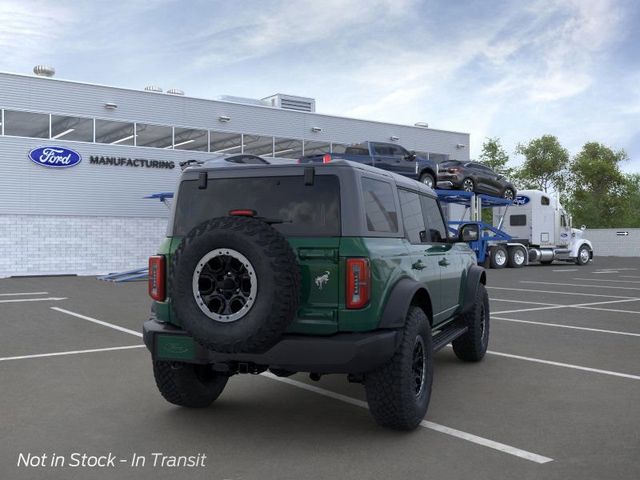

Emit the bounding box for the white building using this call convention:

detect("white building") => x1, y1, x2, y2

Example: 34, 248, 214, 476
0, 69, 470, 277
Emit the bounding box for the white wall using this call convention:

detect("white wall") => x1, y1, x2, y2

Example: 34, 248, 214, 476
0, 215, 167, 277
585, 228, 640, 257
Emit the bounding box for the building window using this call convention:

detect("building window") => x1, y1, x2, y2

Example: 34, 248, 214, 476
4, 110, 49, 138
51, 115, 93, 142
95, 119, 135, 145
173, 127, 208, 151
273, 137, 303, 159
362, 177, 398, 233
331, 143, 348, 154
304, 140, 331, 156
243, 134, 274, 156
210, 131, 243, 154
135, 123, 172, 149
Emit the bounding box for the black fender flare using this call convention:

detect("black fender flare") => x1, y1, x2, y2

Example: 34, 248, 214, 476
461, 265, 486, 314
378, 278, 433, 329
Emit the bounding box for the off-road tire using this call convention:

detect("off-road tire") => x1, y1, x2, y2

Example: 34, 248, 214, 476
489, 245, 508, 269
507, 246, 526, 268
170, 216, 300, 353
153, 361, 228, 408
364, 307, 433, 431
419, 172, 435, 189
452, 283, 490, 362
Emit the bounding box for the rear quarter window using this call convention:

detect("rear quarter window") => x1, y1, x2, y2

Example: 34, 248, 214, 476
173, 175, 340, 237
361, 177, 398, 233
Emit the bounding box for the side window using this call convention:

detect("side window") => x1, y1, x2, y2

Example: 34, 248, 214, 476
541, 196, 550, 206
399, 189, 426, 244
510, 214, 527, 226
420, 196, 448, 243
390, 145, 408, 157
560, 214, 567, 227
373, 144, 392, 156
362, 178, 398, 233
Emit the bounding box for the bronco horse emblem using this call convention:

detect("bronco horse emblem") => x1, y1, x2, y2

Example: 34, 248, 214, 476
314, 271, 330, 290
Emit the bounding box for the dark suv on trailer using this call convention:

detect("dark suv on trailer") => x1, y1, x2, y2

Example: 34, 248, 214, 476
437, 160, 516, 199
144, 160, 489, 430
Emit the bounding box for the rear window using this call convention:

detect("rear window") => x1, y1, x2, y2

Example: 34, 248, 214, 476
345, 146, 369, 156
173, 175, 340, 237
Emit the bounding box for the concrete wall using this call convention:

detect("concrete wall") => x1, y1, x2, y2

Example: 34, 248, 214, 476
586, 228, 640, 257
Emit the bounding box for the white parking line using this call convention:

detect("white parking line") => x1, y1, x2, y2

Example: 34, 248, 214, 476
488, 286, 637, 299
492, 297, 640, 315
552, 269, 578, 272
0, 345, 145, 362
573, 278, 640, 284
51, 307, 142, 338
0, 297, 67, 304
493, 316, 640, 338
0, 292, 49, 296
486, 350, 640, 381
521, 281, 640, 291
492, 298, 558, 306
261, 372, 553, 464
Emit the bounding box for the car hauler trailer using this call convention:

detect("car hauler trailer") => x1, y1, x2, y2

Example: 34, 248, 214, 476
438, 189, 594, 268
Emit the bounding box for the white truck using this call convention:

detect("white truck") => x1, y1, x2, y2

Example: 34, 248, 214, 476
490, 189, 594, 268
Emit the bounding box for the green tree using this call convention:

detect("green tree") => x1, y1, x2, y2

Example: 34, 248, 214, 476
566, 142, 631, 228
515, 135, 569, 193
478, 137, 513, 177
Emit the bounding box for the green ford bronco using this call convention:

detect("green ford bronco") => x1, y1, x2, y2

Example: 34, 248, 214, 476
144, 160, 489, 430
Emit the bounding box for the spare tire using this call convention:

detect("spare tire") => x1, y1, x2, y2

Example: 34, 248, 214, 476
170, 216, 300, 353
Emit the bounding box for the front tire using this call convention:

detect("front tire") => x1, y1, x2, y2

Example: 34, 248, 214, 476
419, 172, 435, 188
576, 245, 591, 265
502, 187, 515, 200
153, 361, 228, 408
452, 284, 490, 362
364, 307, 433, 431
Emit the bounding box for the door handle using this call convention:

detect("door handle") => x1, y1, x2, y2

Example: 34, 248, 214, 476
438, 258, 450, 267
412, 260, 426, 271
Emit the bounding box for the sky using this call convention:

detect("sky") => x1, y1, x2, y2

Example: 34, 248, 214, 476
1, 0, 639, 171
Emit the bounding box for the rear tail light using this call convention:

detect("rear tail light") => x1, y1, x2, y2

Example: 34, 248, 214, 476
346, 258, 370, 309
148, 255, 166, 301
322, 153, 332, 163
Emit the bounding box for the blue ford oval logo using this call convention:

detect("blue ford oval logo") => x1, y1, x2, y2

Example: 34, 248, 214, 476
514, 195, 530, 206
28, 146, 82, 168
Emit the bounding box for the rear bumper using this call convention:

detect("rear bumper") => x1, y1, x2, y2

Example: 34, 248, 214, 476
143, 318, 400, 374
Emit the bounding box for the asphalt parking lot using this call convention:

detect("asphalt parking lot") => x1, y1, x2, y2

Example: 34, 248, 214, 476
1, 257, 639, 480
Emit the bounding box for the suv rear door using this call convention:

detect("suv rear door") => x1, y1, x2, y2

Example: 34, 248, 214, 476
420, 195, 464, 323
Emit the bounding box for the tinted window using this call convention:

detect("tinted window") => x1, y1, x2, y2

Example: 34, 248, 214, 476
420, 196, 447, 242
210, 131, 243, 154
95, 119, 134, 145
510, 214, 527, 226
136, 123, 172, 148
304, 140, 331, 156
373, 144, 394, 156
4, 110, 49, 138
362, 178, 398, 233
273, 137, 303, 159
174, 127, 208, 151
244, 134, 274, 156
399, 189, 426, 244
174, 175, 340, 237
51, 115, 93, 142
345, 146, 369, 156
541, 196, 550, 206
